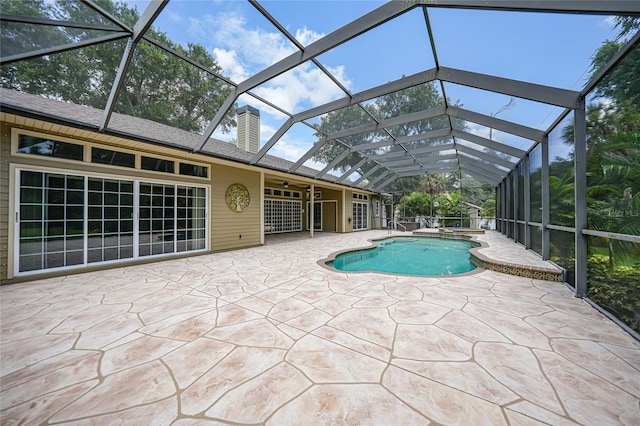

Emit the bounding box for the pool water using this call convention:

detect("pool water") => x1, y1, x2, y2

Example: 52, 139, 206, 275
329, 237, 476, 276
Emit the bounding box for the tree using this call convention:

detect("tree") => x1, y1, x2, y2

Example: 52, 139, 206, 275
570, 16, 640, 333
436, 191, 462, 227
419, 173, 448, 223
589, 17, 640, 112
1, 0, 236, 133
397, 192, 430, 219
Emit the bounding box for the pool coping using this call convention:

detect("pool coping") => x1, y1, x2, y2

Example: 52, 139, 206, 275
319, 232, 564, 282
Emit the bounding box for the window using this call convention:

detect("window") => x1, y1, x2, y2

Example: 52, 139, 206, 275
353, 202, 368, 230
15, 132, 211, 177
179, 162, 208, 178
266, 187, 302, 198
91, 147, 135, 168
88, 178, 134, 263
264, 199, 302, 234
141, 156, 175, 173
16, 168, 207, 275
18, 171, 85, 272
18, 135, 83, 161
353, 193, 368, 201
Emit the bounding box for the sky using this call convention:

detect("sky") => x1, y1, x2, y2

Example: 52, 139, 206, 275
122, 0, 619, 172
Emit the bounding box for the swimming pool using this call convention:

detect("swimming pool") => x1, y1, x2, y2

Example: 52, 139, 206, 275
328, 237, 476, 276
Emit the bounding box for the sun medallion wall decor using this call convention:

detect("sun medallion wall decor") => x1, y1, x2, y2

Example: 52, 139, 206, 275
225, 183, 250, 212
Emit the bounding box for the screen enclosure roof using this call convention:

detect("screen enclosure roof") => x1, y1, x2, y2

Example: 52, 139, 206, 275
2, 0, 640, 192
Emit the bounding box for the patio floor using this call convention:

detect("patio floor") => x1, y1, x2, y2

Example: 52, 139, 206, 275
1, 230, 639, 425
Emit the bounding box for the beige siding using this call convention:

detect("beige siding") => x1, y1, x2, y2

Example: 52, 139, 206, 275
0, 124, 10, 284
210, 164, 261, 251
345, 190, 354, 232
1, 120, 266, 283
0, 115, 377, 283
319, 188, 344, 232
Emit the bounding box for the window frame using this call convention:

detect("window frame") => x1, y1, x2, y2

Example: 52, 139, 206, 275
10, 163, 210, 278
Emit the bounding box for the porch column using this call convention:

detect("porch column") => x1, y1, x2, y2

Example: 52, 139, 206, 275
310, 184, 314, 238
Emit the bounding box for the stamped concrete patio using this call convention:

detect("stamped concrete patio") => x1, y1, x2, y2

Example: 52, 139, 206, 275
1, 230, 639, 425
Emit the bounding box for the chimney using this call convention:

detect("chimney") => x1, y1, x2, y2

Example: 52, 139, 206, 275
237, 105, 260, 154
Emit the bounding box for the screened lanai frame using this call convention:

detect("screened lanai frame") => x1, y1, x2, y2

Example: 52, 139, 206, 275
2, 1, 637, 188
2, 0, 640, 334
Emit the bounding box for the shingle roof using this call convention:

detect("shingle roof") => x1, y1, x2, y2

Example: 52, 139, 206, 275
0, 88, 333, 182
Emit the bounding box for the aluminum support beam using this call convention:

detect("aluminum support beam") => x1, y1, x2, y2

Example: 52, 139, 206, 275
459, 161, 502, 183
582, 29, 640, 97
459, 167, 502, 187
406, 142, 456, 157
413, 153, 458, 164
524, 157, 531, 248
418, 1, 640, 15
455, 145, 517, 169
390, 164, 424, 174
513, 168, 522, 242
238, 1, 415, 94
438, 67, 579, 108
396, 165, 459, 177
381, 153, 456, 168
458, 156, 508, 178
365, 170, 392, 189
84, 0, 133, 30
353, 164, 381, 186
315, 149, 352, 178
348, 127, 451, 153
99, 0, 168, 131
380, 158, 417, 168
459, 167, 500, 186
449, 107, 545, 142
287, 134, 327, 173
506, 174, 512, 238
1, 33, 129, 64
336, 158, 368, 183
502, 180, 507, 235
250, 120, 291, 166
0, 14, 124, 31
574, 100, 588, 297
249, 0, 351, 96
194, 2, 424, 154
326, 106, 446, 141
373, 175, 398, 192
293, 69, 437, 123
541, 137, 550, 259
144, 36, 236, 86
369, 142, 455, 161
452, 129, 526, 159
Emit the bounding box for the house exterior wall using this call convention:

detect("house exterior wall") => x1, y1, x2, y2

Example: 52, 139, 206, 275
318, 187, 343, 232
0, 114, 377, 284
0, 119, 264, 284
210, 163, 261, 251
0, 126, 10, 284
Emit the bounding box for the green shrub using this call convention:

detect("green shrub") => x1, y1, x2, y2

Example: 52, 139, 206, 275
587, 254, 640, 333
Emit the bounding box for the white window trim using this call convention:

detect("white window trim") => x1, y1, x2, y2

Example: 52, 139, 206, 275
11, 128, 211, 180
10, 164, 210, 278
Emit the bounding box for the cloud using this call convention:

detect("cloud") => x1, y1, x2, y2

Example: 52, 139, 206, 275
295, 26, 324, 46
212, 48, 247, 82
186, 9, 351, 119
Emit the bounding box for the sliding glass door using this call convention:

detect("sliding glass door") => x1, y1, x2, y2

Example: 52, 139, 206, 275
15, 169, 208, 276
